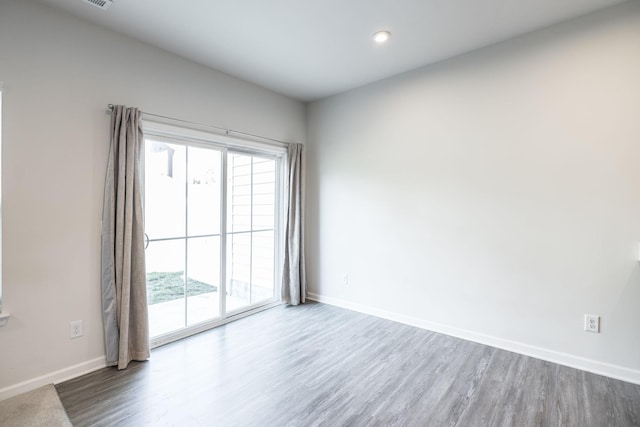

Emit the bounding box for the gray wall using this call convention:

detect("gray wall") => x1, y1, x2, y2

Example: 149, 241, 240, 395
0, 0, 305, 398
306, 1, 640, 383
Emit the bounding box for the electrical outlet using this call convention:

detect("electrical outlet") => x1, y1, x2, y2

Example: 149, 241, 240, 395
70, 320, 83, 339
584, 315, 600, 333
342, 273, 349, 286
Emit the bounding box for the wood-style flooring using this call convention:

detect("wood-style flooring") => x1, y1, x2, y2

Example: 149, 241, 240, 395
56, 302, 640, 426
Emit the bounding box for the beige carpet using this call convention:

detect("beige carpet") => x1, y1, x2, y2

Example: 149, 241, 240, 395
0, 384, 72, 427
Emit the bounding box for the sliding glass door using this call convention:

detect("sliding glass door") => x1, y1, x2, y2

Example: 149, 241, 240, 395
144, 136, 280, 341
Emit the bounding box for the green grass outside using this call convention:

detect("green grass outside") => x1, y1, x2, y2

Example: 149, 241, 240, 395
146, 271, 218, 305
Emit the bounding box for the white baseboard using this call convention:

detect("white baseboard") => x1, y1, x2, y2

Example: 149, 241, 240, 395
0, 356, 107, 402
307, 292, 640, 385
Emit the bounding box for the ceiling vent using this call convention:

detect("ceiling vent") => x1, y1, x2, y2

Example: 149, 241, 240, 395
82, 0, 113, 10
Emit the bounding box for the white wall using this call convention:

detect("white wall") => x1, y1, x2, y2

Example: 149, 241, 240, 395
307, 1, 640, 383
0, 0, 305, 398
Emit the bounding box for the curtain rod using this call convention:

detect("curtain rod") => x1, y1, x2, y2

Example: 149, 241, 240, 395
107, 104, 292, 146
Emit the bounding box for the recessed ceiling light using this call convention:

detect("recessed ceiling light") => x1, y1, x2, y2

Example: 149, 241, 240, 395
373, 31, 391, 44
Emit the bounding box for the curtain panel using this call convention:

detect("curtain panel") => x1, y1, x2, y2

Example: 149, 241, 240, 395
281, 143, 306, 305
101, 105, 150, 369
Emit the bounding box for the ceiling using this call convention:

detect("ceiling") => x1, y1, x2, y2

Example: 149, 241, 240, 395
38, 0, 628, 102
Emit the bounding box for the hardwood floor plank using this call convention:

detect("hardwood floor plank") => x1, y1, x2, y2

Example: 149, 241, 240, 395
56, 302, 640, 426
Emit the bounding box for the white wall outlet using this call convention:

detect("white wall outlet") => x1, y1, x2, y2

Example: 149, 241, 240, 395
342, 273, 349, 286
584, 314, 600, 333
70, 320, 83, 339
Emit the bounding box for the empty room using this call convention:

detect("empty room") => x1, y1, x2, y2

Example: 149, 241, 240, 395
0, 0, 639, 425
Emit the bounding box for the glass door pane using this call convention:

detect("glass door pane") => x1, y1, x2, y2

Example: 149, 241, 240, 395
186, 146, 221, 326
146, 236, 186, 337
187, 236, 220, 325
226, 232, 251, 311
226, 153, 277, 311
251, 157, 276, 304
145, 141, 187, 337
145, 140, 223, 339
252, 230, 274, 303
144, 141, 186, 240
188, 147, 221, 236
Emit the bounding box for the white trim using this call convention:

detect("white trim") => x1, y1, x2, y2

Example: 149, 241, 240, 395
143, 118, 288, 155
220, 149, 228, 320
0, 356, 106, 402
307, 292, 640, 386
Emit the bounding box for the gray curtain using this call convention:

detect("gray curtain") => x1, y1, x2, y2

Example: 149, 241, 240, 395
281, 143, 306, 305
101, 105, 150, 369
